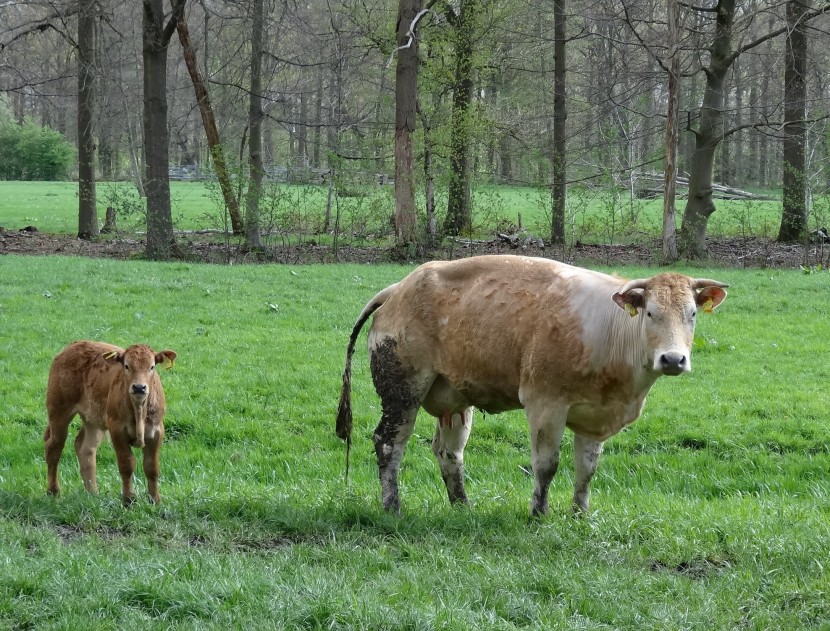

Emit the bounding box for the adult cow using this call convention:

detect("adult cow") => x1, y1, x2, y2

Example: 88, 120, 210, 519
336, 255, 727, 515
45, 341, 177, 505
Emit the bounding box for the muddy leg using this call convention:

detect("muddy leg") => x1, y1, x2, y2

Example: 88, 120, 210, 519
142, 428, 163, 504
111, 429, 136, 506
373, 406, 419, 514
431, 407, 473, 504
44, 417, 71, 497
370, 338, 432, 514
524, 399, 568, 517
572, 433, 604, 514
74, 425, 105, 494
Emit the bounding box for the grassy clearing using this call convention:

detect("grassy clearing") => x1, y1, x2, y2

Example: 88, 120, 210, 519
1, 255, 829, 629
0, 180, 791, 244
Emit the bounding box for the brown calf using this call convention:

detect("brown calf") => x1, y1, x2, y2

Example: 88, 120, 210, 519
44, 341, 177, 505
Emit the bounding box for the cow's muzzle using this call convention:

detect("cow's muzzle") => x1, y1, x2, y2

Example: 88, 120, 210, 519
658, 352, 689, 376
131, 383, 148, 396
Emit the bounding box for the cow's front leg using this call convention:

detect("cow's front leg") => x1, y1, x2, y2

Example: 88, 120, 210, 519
572, 433, 604, 514
524, 399, 568, 517
110, 428, 137, 506
74, 424, 105, 494
142, 427, 163, 504
432, 407, 473, 505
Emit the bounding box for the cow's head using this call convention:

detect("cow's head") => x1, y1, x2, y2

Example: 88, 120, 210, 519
104, 345, 177, 401
612, 273, 727, 376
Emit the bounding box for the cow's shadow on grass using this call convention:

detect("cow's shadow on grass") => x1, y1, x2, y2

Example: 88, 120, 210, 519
0, 485, 594, 553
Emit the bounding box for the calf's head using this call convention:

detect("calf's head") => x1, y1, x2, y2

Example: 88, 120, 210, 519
104, 345, 177, 403
612, 273, 727, 376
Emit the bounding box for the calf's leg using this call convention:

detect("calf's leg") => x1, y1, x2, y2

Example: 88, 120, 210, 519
142, 429, 163, 504
110, 428, 137, 506
524, 399, 568, 517
44, 413, 72, 496
431, 407, 473, 504
572, 433, 604, 513
74, 425, 105, 494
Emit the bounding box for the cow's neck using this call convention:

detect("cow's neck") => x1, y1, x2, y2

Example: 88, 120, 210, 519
594, 306, 655, 388
129, 397, 148, 447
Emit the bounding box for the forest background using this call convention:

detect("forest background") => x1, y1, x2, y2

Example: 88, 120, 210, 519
2, 0, 830, 263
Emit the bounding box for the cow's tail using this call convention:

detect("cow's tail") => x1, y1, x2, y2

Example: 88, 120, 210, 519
336, 283, 398, 480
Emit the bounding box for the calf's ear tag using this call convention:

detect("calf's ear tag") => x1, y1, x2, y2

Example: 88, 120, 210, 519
624, 303, 638, 317
103, 351, 118, 360
702, 298, 714, 314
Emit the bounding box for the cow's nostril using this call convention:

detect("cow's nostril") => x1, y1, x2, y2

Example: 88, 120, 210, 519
659, 353, 686, 372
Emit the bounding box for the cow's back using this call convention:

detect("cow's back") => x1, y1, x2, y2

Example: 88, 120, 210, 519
369, 256, 607, 411
46, 341, 122, 425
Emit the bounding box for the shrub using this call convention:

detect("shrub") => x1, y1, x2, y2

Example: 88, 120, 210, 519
0, 110, 75, 180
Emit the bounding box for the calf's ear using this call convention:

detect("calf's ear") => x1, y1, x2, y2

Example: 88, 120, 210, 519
155, 350, 177, 369
612, 290, 644, 317
696, 287, 727, 313
103, 350, 123, 365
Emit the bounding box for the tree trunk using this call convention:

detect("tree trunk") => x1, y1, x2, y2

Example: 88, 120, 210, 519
176, 12, 243, 235
393, 0, 422, 246
444, 0, 478, 236
550, 0, 566, 246
661, 0, 680, 262
142, 0, 186, 259
246, 0, 264, 250
733, 57, 744, 186
679, 0, 736, 259
78, 0, 98, 240
778, 0, 808, 242
313, 70, 323, 169
759, 16, 774, 188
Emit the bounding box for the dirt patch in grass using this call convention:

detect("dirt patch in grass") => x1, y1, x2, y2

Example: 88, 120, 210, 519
2, 227, 828, 269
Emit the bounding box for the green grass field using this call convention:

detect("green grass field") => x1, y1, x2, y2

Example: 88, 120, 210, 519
1, 255, 829, 629
0, 180, 792, 244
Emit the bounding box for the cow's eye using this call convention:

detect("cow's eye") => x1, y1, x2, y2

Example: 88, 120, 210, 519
150, 365, 155, 372
646, 311, 652, 318
124, 363, 130, 371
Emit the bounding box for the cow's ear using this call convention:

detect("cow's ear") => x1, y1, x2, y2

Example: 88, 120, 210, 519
156, 350, 177, 369
103, 350, 123, 365
696, 286, 727, 313
612, 290, 644, 317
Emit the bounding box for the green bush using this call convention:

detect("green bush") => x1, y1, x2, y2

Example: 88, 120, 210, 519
0, 113, 75, 181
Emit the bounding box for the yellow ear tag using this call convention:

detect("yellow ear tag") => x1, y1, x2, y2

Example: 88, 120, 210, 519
165, 357, 175, 370
103, 351, 118, 360
702, 298, 714, 314
624, 303, 638, 317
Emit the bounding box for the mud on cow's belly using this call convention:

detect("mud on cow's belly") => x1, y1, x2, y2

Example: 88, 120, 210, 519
565, 401, 642, 441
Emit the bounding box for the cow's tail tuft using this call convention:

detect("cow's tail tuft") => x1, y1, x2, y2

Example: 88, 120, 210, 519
336, 283, 398, 481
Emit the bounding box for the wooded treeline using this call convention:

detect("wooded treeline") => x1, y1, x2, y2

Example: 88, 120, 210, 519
1, 0, 829, 258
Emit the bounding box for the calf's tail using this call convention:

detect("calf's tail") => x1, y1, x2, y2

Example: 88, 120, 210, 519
336, 283, 398, 479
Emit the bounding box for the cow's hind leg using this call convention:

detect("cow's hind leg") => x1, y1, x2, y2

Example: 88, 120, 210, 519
524, 398, 568, 517
44, 411, 73, 496
74, 424, 105, 494
572, 433, 604, 514
431, 408, 473, 505
370, 337, 433, 514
